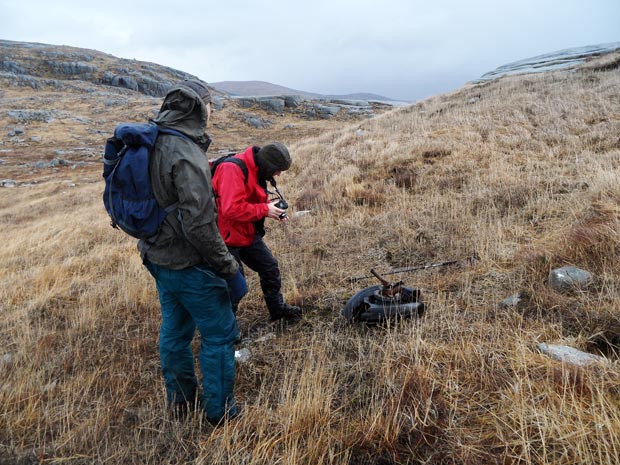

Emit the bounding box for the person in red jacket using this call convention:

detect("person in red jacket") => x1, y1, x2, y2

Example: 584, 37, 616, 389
211, 142, 302, 321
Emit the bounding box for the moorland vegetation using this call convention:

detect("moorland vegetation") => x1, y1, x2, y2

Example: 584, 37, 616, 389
1, 46, 620, 464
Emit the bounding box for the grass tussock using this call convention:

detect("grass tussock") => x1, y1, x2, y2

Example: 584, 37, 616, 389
2, 55, 620, 464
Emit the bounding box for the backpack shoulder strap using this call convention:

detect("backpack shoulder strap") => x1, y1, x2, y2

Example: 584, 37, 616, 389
224, 156, 249, 184
157, 126, 191, 142
211, 154, 248, 184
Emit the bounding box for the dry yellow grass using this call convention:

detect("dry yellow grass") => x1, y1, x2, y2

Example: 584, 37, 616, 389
1, 53, 620, 464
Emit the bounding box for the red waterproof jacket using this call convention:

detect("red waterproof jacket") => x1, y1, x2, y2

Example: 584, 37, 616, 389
212, 146, 269, 247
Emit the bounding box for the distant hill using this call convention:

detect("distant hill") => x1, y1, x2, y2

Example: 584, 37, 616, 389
210, 80, 399, 102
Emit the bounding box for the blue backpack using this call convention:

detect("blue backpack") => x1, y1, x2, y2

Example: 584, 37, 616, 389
102, 123, 189, 239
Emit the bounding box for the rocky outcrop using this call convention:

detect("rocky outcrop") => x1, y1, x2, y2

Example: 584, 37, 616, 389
0, 39, 197, 97
283, 95, 303, 108
476, 42, 620, 82
231, 95, 389, 120
233, 111, 274, 129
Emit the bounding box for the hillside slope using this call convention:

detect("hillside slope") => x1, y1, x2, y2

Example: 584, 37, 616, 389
478, 41, 620, 81
1, 46, 620, 464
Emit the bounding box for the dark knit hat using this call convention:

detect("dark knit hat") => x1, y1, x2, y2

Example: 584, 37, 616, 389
255, 142, 292, 179
179, 79, 211, 104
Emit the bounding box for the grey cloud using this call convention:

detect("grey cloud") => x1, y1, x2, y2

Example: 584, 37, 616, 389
2, 0, 619, 101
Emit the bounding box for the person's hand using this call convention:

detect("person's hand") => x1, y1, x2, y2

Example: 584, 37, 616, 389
267, 201, 286, 220
225, 269, 248, 306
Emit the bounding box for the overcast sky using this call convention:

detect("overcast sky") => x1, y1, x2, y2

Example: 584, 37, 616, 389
1, 0, 618, 101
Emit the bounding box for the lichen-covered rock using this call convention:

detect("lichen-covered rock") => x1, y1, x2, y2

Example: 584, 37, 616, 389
0, 59, 25, 74
537, 343, 606, 366
44, 61, 97, 76
242, 114, 273, 129
235, 97, 257, 108
548, 266, 593, 292
111, 75, 139, 91
314, 104, 340, 119
7, 109, 60, 123
284, 95, 304, 108
256, 97, 285, 114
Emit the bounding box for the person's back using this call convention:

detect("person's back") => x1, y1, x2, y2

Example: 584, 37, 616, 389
139, 82, 235, 273
139, 80, 245, 425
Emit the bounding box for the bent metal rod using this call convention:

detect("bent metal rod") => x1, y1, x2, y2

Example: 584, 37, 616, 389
348, 256, 477, 283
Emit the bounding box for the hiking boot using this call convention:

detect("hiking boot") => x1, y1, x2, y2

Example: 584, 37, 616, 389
269, 304, 302, 321
169, 400, 195, 421
204, 406, 241, 428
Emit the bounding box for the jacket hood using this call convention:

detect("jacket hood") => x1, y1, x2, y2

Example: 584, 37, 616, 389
152, 85, 210, 142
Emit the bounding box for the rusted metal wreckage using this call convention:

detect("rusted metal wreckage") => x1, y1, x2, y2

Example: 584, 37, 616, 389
343, 257, 477, 323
